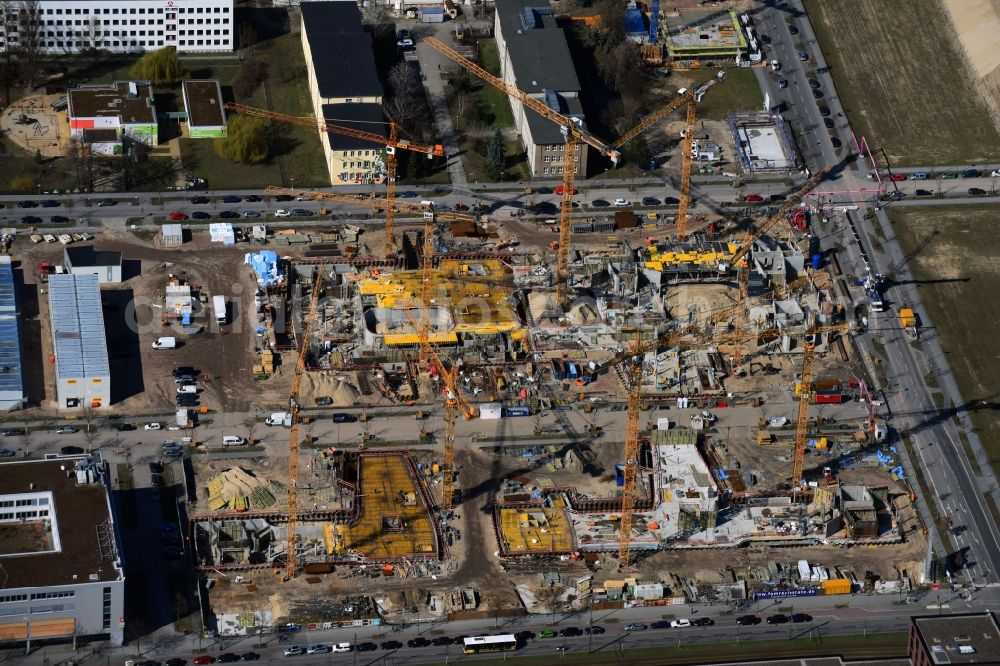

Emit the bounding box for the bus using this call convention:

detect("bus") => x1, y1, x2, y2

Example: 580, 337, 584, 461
463, 634, 518, 654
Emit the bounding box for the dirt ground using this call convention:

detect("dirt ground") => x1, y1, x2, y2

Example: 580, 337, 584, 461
940, 0, 1000, 134
807, 0, 1000, 164
11, 229, 273, 413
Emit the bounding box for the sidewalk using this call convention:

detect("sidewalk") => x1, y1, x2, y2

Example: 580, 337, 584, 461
415, 37, 468, 188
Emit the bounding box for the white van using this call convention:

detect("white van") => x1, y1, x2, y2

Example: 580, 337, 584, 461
909, 171, 928, 180
222, 435, 247, 447
152, 337, 176, 350
176, 384, 197, 394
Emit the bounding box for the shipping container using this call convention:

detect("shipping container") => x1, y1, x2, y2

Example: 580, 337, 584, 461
814, 392, 845, 404
421, 8, 445, 22
821, 578, 852, 595
572, 222, 594, 233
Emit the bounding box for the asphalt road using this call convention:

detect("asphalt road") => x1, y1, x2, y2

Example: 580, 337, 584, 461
753, 0, 1000, 587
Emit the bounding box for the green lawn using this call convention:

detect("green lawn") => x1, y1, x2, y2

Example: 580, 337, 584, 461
460, 138, 530, 184
475, 39, 516, 128
889, 205, 1000, 476
686, 68, 763, 121
178, 32, 330, 188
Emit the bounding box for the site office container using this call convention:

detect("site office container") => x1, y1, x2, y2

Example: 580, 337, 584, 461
813, 392, 845, 405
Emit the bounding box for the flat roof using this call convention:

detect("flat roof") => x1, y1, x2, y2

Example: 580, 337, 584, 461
0, 256, 24, 410
912, 614, 1000, 664
525, 93, 585, 145
321, 103, 385, 151
65, 245, 121, 268
301, 2, 383, 100
68, 81, 156, 125
48, 274, 110, 381
182, 79, 225, 127
0, 458, 122, 588
496, 0, 581, 94
82, 128, 120, 143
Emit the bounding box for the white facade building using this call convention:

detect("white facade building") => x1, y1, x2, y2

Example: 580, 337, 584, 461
0, 0, 234, 55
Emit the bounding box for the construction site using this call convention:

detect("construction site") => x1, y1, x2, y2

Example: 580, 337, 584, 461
179, 44, 927, 632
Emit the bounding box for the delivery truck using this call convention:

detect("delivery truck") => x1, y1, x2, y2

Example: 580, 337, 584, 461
213, 294, 227, 326
266, 412, 293, 427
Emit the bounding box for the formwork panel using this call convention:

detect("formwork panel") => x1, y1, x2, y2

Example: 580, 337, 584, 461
498, 507, 574, 554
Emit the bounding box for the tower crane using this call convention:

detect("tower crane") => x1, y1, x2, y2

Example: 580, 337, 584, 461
424, 36, 620, 304
676, 100, 696, 240
285, 264, 324, 577
791, 323, 854, 488
728, 168, 830, 367
224, 102, 444, 257
267, 186, 474, 367
403, 308, 476, 511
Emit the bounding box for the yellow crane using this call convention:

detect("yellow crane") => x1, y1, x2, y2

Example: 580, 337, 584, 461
424, 36, 620, 304
676, 100, 697, 241
285, 264, 324, 577
791, 323, 853, 487
225, 103, 444, 257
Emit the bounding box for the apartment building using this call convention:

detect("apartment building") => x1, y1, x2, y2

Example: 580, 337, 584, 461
494, 0, 589, 179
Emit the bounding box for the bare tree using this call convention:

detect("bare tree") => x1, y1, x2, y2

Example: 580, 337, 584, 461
384, 62, 431, 138
16, 0, 42, 90
360, 2, 393, 39
243, 410, 257, 448
237, 20, 257, 56
80, 406, 99, 452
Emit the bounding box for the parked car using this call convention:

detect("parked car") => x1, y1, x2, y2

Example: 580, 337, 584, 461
2, 428, 25, 437
969, 187, 988, 196
60, 445, 84, 455
992, 169, 1000, 177
612, 198, 631, 207
888, 173, 906, 182
744, 194, 764, 202
17, 200, 38, 208
191, 211, 211, 220
149, 462, 164, 474
431, 636, 453, 646
56, 426, 78, 434
282, 646, 304, 657
558, 627, 582, 637
219, 210, 240, 219
50, 215, 70, 224
830, 136, 842, 148
21, 216, 42, 225
315, 396, 333, 406
736, 615, 761, 626
624, 623, 647, 631
239, 653, 260, 661
0, 448, 15, 457
914, 189, 933, 196
818, 105, 831, 117
962, 168, 981, 178
193, 657, 215, 665
791, 613, 813, 623
641, 196, 660, 205
166, 659, 187, 666
591, 199, 610, 208
222, 195, 241, 203
650, 621, 669, 629
399, 190, 418, 198
555, 185, 576, 195
190, 196, 209, 204
798, 50, 809, 61
355, 643, 377, 652
812, 89, 824, 99
275, 209, 292, 217
693, 617, 715, 626
97, 198, 116, 207
306, 645, 331, 654
778, 77, 788, 89
245, 195, 262, 202
406, 637, 430, 648
670, 619, 691, 628
788, 23, 799, 34
332, 413, 356, 423
583, 626, 605, 635
169, 211, 188, 221
144, 422, 162, 430
217, 654, 241, 663
291, 209, 310, 217
823, 117, 835, 129
243, 210, 261, 218
380, 640, 403, 650
537, 630, 556, 639
766, 614, 789, 624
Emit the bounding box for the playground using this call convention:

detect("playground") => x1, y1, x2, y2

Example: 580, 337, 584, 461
1, 94, 69, 158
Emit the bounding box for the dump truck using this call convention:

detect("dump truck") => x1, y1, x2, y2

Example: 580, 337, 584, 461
899, 308, 919, 341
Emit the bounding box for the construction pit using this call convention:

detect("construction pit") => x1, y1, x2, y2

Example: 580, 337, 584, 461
143, 197, 933, 628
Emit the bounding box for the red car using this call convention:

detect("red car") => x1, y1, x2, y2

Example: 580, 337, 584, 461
743, 194, 764, 202
169, 211, 188, 221
555, 185, 577, 195
888, 173, 906, 181
193, 656, 215, 665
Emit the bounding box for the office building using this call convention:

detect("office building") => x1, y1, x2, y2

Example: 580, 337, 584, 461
0, 0, 233, 54
0, 457, 125, 647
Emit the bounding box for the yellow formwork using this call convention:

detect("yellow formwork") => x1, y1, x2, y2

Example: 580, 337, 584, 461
357, 259, 521, 339
498, 507, 574, 554
644, 242, 740, 272
342, 456, 436, 559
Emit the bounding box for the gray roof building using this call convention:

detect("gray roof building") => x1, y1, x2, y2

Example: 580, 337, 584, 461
0, 256, 24, 411
48, 274, 111, 410
300, 2, 383, 101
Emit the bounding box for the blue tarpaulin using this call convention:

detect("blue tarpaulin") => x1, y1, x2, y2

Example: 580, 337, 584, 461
182, 313, 191, 326
245, 251, 281, 287
624, 6, 645, 35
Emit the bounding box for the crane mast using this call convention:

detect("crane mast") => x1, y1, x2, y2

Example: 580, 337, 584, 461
676, 99, 697, 241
